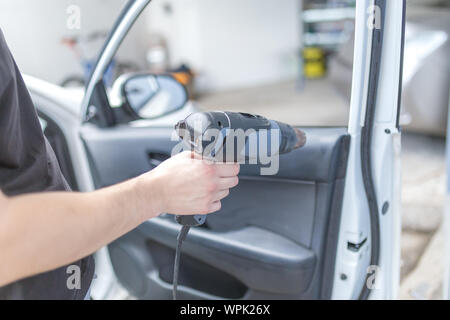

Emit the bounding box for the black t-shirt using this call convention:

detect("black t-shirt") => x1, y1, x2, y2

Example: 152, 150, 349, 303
0, 29, 94, 299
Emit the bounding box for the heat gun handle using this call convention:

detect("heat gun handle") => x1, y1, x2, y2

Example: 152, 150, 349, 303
175, 214, 207, 227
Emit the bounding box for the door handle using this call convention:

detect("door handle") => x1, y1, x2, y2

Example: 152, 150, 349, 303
147, 152, 170, 168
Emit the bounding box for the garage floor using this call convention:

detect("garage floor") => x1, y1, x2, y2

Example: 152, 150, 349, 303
197, 79, 349, 127
198, 79, 446, 300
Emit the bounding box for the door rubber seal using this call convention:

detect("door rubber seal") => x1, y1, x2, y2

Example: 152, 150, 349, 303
358, 0, 386, 300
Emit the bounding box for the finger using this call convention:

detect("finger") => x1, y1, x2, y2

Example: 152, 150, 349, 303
216, 163, 240, 177
218, 176, 239, 189
178, 150, 195, 159
190, 151, 201, 160
208, 201, 222, 213
190, 151, 216, 164
213, 189, 230, 201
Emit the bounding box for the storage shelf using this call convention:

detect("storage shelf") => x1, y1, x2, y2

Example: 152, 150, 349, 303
302, 7, 355, 23
304, 31, 352, 47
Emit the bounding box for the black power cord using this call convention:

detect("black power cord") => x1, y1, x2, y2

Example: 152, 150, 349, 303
173, 225, 191, 300
173, 215, 206, 300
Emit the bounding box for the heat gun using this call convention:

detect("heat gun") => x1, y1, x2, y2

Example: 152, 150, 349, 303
174, 111, 306, 227
171, 111, 306, 299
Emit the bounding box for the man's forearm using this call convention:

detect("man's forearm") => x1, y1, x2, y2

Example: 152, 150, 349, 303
0, 151, 240, 287
0, 175, 160, 287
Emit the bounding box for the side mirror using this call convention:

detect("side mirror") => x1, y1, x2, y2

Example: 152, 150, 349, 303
118, 73, 188, 119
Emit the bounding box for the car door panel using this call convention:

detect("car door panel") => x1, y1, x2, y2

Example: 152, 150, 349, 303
139, 220, 316, 295
80, 124, 350, 299
80, 125, 175, 189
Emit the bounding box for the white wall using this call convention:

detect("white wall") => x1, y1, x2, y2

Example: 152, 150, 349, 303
145, 0, 300, 92
0, 0, 300, 90
0, 0, 146, 85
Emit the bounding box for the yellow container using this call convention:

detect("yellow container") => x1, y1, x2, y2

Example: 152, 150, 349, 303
303, 47, 326, 78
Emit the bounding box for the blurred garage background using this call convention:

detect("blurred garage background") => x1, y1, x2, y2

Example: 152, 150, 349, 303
0, 0, 449, 299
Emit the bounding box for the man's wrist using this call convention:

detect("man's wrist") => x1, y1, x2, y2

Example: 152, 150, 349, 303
133, 171, 165, 222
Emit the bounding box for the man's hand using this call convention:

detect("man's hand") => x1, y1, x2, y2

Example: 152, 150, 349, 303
137, 151, 240, 218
